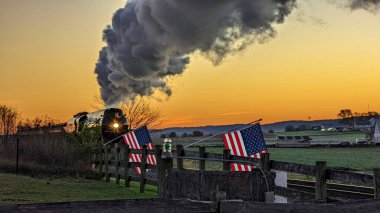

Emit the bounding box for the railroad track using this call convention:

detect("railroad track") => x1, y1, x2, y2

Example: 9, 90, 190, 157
287, 179, 374, 199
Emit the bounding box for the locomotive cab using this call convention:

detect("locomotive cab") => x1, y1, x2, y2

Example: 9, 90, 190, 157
65, 108, 128, 142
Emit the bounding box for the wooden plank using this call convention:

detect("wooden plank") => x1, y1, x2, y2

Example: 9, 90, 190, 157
270, 160, 315, 176
274, 186, 315, 202
230, 155, 262, 166
124, 145, 130, 187
176, 145, 184, 170
326, 169, 374, 187
115, 144, 120, 184
223, 149, 231, 171
183, 150, 198, 158
129, 149, 156, 155
199, 146, 206, 171
206, 152, 224, 160
140, 145, 147, 193
375, 168, 380, 199
315, 161, 327, 202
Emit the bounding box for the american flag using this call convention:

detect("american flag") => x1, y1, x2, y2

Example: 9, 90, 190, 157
222, 123, 268, 171
122, 125, 156, 175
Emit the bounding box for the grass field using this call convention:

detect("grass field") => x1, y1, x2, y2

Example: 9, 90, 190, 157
275, 131, 368, 143
0, 173, 156, 206
187, 147, 380, 171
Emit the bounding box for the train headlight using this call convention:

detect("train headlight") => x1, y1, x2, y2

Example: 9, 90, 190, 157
113, 123, 119, 129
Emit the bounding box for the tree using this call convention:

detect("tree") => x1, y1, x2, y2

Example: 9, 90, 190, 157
296, 125, 308, 131
285, 125, 295, 132
337, 109, 354, 126
192, 130, 204, 137
168, 132, 177, 138
268, 129, 274, 133
93, 95, 164, 130
337, 109, 353, 119
0, 104, 19, 136
181, 133, 188, 137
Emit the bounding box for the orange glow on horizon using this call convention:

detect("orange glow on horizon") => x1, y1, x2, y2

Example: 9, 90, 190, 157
1, 1, 380, 129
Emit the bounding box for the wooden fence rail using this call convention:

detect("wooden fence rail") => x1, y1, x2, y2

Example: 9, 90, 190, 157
96, 143, 380, 201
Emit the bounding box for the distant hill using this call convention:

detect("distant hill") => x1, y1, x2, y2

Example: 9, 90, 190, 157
150, 119, 345, 138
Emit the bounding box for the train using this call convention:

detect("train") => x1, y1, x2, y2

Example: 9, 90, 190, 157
65, 108, 128, 141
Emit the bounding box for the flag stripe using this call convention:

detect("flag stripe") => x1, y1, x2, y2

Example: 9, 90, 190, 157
231, 132, 245, 171
223, 133, 239, 171
121, 126, 156, 175
130, 133, 142, 174
222, 124, 268, 172
227, 133, 242, 171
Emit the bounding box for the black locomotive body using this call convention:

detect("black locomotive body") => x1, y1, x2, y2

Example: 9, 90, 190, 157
65, 108, 128, 141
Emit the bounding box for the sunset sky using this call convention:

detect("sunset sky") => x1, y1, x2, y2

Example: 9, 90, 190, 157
1, 0, 380, 128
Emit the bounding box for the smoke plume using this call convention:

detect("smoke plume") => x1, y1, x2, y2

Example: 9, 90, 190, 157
347, 0, 380, 13
95, 0, 380, 106
95, 0, 297, 106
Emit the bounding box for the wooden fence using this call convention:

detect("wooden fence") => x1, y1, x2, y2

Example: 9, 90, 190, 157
96, 143, 380, 202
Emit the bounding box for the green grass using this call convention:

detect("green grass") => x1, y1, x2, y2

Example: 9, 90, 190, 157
0, 173, 157, 206
188, 147, 380, 171
275, 131, 368, 142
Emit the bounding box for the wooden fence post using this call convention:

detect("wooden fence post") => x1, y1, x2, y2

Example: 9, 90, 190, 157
115, 143, 120, 184
140, 145, 147, 193
160, 157, 173, 198
98, 147, 104, 175
199, 146, 206, 171
223, 149, 231, 171
262, 153, 270, 171
315, 161, 327, 202
176, 144, 184, 170
16, 138, 19, 174
155, 145, 164, 196
105, 145, 111, 182
124, 145, 130, 187
374, 168, 380, 199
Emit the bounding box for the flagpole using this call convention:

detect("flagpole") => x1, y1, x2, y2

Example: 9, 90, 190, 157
184, 118, 263, 148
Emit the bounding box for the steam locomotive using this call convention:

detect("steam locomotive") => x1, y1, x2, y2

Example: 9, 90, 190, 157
65, 108, 128, 141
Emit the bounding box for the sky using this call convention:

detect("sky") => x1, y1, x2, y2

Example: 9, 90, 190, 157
0, 0, 380, 128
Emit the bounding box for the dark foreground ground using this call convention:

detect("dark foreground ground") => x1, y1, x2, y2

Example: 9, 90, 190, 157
1, 198, 380, 213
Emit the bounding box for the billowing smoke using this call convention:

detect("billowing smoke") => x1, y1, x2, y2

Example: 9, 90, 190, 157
331, 0, 380, 13
347, 0, 380, 13
95, 0, 297, 106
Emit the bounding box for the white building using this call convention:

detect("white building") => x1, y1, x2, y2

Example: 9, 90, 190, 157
372, 119, 380, 143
